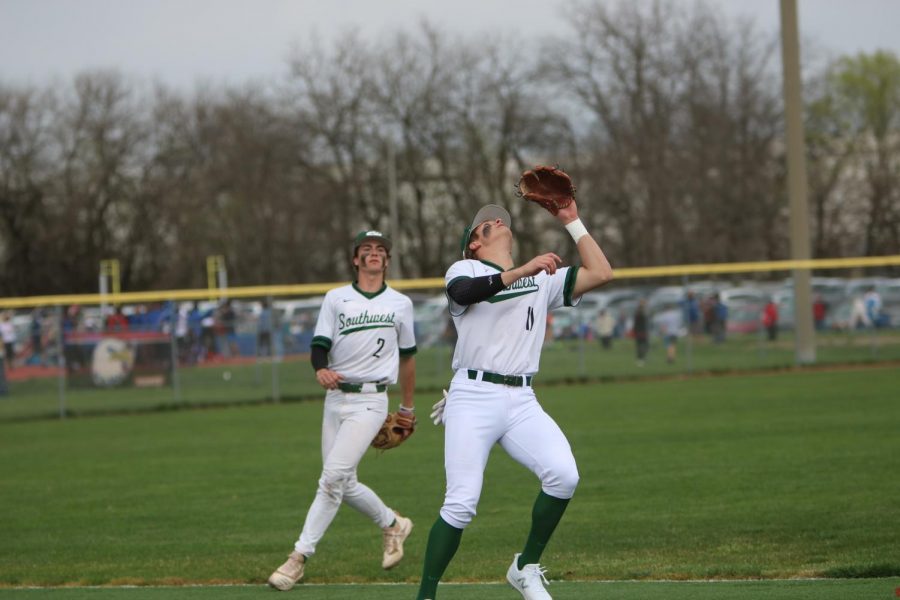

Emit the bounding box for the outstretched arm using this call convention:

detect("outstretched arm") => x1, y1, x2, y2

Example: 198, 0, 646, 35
554, 202, 613, 297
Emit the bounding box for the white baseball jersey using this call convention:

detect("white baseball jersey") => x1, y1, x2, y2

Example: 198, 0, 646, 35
311, 283, 417, 383
445, 260, 580, 375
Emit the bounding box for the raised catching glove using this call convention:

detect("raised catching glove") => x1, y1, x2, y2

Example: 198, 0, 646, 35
371, 408, 416, 450
430, 389, 448, 426
516, 165, 576, 215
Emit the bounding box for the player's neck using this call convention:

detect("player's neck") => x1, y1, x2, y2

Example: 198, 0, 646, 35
478, 248, 514, 271
355, 270, 386, 293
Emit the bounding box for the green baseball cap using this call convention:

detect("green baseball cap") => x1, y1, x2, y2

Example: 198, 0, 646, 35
353, 230, 392, 253
459, 204, 512, 258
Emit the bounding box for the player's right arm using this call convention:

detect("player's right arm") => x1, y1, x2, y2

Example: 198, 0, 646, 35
310, 292, 344, 390
311, 345, 343, 389
447, 255, 562, 306
501, 254, 562, 285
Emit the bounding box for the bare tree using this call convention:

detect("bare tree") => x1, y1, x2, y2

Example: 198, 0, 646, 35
0, 85, 56, 295
282, 32, 384, 281
544, 0, 785, 267
0, 15, 893, 297
370, 24, 575, 276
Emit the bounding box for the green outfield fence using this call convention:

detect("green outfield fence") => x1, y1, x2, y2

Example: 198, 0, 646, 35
0, 255, 898, 422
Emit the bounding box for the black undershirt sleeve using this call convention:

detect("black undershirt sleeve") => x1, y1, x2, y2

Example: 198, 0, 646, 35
447, 274, 507, 305
310, 345, 329, 372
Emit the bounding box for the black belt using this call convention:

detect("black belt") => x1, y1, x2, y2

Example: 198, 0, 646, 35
467, 369, 533, 387
337, 382, 387, 393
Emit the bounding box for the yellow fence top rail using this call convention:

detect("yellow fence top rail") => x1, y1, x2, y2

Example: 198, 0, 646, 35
1, 255, 898, 309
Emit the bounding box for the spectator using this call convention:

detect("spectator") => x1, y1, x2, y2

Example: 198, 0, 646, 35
710, 293, 727, 344
812, 295, 827, 331
175, 305, 190, 361
657, 309, 682, 364
30, 309, 43, 365
863, 288, 883, 327
200, 305, 216, 360
1, 312, 17, 368
62, 305, 87, 371
105, 306, 129, 332
762, 298, 779, 341
633, 300, 649, 366
850, 295, 871, 329
257, 299, 273, 357
683, 291, 701, 335
702, 295, 715, 334
214, 300, 237, 358
595, 309, 615, 350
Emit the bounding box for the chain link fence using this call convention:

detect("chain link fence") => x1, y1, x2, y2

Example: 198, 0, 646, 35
1, 265, 898, 422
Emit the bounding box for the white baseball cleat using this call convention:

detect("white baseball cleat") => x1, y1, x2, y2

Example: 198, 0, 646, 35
506, 553, 552, 599
381, 512, 413, 569
267, 551, 305, 591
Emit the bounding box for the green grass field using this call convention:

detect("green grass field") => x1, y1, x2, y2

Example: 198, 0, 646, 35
3, 579, 900, 600
1, 368, 899, 598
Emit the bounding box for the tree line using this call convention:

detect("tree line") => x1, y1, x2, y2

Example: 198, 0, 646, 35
1, 0, 898, 296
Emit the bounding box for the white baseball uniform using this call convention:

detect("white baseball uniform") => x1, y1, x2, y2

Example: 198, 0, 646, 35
293, 282, 417, 556
439, 260, 582, 529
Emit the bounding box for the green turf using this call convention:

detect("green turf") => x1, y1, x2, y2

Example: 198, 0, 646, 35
1, 368, 898, 593
2, 579, 900, 599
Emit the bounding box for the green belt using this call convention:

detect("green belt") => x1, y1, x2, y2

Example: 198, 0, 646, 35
337, 382, 387, 393
467, 369, 533, 387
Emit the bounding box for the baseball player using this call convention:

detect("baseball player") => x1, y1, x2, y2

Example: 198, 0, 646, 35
268, 230, 417, 591
415, 201, 613, 600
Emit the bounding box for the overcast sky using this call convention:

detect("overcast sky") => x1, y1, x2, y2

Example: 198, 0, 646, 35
2, 0, 900, 90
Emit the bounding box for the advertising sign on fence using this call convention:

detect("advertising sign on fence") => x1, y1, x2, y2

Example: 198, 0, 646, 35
64, 331, 170, 388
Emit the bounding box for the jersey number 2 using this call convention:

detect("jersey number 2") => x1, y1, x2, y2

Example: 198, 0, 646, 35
525, 306, 535, 331
373, 337, 385, 357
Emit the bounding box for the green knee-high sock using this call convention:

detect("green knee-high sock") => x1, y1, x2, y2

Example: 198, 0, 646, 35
517, 490, 571, 569
416, 517, 463, 600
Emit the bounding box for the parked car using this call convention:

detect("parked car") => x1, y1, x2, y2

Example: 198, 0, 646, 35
782, 276, 848, 309
879, 300, 900, 329
551, 287, 645, 340
720, 286, 769, 308
880, 278, 900, 303
773, 289, 795, 330
646, 286, 686, 315
726, 302, 764, 334
274, 297, 324, 354
843, 277, 889, 301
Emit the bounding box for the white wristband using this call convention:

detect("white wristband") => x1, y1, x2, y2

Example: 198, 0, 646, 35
565, 218, 589, 243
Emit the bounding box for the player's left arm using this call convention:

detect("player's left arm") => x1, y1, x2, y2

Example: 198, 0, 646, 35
555, 202, 614, 298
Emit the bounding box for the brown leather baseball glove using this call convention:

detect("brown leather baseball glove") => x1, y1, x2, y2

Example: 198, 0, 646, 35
371, 411, 416, 450
516, 165, 576, 215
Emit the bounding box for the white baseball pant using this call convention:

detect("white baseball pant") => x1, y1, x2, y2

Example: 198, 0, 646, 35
439, 372, 579, 530
294, 390, 396, 556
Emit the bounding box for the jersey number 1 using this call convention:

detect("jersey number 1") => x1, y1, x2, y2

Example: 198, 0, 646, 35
525, 306, 535, 331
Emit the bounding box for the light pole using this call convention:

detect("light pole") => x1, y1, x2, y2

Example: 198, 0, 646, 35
780, 0, 816, 364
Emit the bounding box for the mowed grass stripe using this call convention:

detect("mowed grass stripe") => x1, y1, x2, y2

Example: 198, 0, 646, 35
2, 579, 900, 599
0, 368, 897, 587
